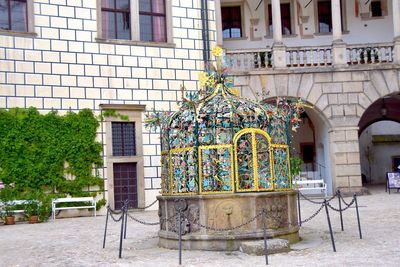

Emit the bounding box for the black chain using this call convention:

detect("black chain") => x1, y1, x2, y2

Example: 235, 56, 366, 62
127, 213, 160, 225
339, 195, 354, 207
191, 211, 264, 232
107, 206, 124, 215
108, 210, 124, 222
326, 198, 356, 212
126, 212, 177, 226
299, 191, 337, 205
300, 203, 325, 224
124, 199, 159, 210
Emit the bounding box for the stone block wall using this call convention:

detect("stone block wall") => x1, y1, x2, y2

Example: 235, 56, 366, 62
234, 67, 400, 191
0, 0, 217, 208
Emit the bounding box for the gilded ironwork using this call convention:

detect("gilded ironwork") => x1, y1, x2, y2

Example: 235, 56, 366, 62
145, 47, 308, 195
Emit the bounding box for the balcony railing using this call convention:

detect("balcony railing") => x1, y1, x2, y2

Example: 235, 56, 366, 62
346, 43, 394, 65
286, 46, 332, 67
225, 49, 273, 71
225, 42, 395, 71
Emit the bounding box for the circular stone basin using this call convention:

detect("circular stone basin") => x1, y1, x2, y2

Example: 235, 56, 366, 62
158, 191, 299, 251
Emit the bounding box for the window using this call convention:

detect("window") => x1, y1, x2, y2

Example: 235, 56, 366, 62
139, 0, 166, 42
221, 6, 242, 38
101, 0, 131, 40
0, 0, 28, 32
268, 3, 292, 35
317, 1, 332, 33
112, 122, 136, 156
98, 0, 170, 43
371, 1, 382, 17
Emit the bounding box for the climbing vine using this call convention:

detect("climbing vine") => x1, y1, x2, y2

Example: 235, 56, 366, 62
0, 107, 104, 201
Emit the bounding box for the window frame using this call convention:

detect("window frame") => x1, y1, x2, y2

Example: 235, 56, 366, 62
221, 5, 242, 39
265, 1, 295, 37
0, 0, 35, 37
313, 0, 348, 35
221, 2, 246, 40
97, 0, 173, 46
111, 121, 137, 157
101, 104, 146, 210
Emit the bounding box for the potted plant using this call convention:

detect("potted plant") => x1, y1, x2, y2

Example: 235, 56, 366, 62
290, 156, 303, 181
24, 200, 40, 224
3, 203, 16, 225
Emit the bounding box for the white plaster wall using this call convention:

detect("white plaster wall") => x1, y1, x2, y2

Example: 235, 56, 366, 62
359, 121, 400, 184
222, 0, 395, 50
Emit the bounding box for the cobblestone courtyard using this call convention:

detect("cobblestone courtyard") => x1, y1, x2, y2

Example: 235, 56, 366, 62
1, 186, 399, 267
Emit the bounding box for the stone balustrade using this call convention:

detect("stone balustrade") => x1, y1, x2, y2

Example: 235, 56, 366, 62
225, 42, 397, 71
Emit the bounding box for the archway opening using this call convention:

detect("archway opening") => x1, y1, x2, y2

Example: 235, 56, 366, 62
358, 94, 400, 185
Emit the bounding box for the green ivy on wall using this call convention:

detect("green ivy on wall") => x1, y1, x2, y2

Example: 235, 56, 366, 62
0, 107, 104, 199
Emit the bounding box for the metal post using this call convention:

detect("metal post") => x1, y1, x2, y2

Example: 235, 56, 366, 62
297, 191, 302, 226
262, 209, 269, 265
337, 190, 344, 231
102, 207, 109, 249
354, 194, 363, 239
178, 209, 182, 265
324, 200, 336, 252
124, 207, 128, 239
118, 208, 126, 258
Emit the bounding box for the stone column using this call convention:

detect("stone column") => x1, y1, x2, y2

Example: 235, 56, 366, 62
214, 0, 223, 46
331, 0, 347, 67
393, 0, 400, 64
329, 126, 363, 194
271, 0, 282, 43
331, 0, 342, 41
271, 0, 286, 68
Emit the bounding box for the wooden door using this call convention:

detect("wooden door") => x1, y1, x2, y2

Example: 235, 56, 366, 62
113, 162, 138, 210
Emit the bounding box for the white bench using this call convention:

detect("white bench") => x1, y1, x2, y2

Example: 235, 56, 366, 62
0, 200, 38, 214
52, 197, 96, 220
293, 179, 327, 197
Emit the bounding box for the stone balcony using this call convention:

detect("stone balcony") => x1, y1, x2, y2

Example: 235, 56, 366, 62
224, 42, 399, 73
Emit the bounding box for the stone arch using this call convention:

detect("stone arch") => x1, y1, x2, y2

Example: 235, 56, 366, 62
358, 93, 400, 185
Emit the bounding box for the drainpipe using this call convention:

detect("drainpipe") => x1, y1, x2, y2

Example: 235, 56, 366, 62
201, 0, 210, 68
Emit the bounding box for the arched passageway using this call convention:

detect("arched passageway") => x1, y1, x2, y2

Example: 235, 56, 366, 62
358, 94, 400, 185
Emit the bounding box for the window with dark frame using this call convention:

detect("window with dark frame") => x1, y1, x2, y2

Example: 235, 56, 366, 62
268, 3, 292, 35
101, 0, 131, 40
371, 1, 382, 17
112, 122, 136, 156
0, 0, 28, 32
222, 6, 242, 38
139, 0, 167, 42
317, 1, 332, 33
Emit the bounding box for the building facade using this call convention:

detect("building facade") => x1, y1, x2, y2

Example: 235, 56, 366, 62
218, 0, 400, 193
1, 0, 400, 209
0, 0, 217, 210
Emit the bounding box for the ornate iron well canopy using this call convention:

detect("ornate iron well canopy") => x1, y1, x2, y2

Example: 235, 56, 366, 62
145, 47, 309, 250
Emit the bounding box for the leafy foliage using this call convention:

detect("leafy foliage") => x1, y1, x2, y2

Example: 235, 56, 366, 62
0, 107, 103, 199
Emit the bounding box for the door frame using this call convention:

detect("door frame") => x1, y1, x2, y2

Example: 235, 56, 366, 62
101, 104, 145, 210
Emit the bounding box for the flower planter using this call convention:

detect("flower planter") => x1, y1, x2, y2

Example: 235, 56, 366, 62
28, 215, 39, 224
5, 216, 15, 225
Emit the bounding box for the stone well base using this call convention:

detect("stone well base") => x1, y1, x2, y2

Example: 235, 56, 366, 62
157, 191, 299, 251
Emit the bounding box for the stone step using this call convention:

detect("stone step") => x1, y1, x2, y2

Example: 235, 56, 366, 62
239, 239, 290, 256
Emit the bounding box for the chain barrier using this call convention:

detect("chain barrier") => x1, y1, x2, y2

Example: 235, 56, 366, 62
298, 191, 337, 204
299, 203, 325, 224
326, 198, 356, 212
339, 194, 354, 207
124, 199, 159, 210
126, 211, 178, 226
127, 213, 160, 226
191, 211, 264, 232
107, 207, 124, 222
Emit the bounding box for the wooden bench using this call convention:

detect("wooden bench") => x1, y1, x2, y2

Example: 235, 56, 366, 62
293, 179, 327, 197
51, 197, 96, 220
